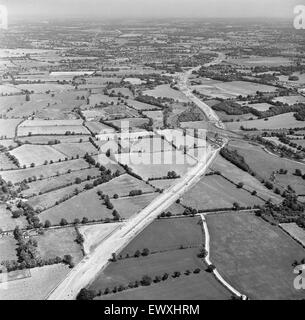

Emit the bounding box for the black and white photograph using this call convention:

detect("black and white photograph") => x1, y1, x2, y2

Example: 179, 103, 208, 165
0, 0, 305, 306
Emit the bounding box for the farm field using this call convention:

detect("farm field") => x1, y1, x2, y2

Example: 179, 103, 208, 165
52, 141, 97, 158
206, 212, 305, 300
228, 140, 305, 191
0, 264, 70, 300
143, 110, 164, 128
9, 144, 66, 167
0, 159, 90, 184
94, 154, 125, 174
291, 139, 305, 148
111, 193, 159, 219
211, 155, 282, 203
0, 153, 18, 170
17, 83, 74, 93
17, 119, 89, 136
115, 150, 197, 180
121, 216, 203, 255
181, 174, 265, 210
95, 174, 155, 198
272, 95, 305, 106
85, 121, 116, 135
275, 175, 305, 195
120, 136, 174, 154
89, 248, 205, 291
246, 103, 272, 112
226, 113, 305, 131
106, 117, 149, 129
35, 227, 83, 264
228, 56, 293, 67
39, 186, 113, 225
280, 223, 305, 247
143, 84, 189, 102
0, 204, 28, 231
21, 167, 101, 197
0, 119, 23, 139
98, 272, 230, 300
28, 179, 99, 211
17, 135, 90, 144
0, 235, 17, 261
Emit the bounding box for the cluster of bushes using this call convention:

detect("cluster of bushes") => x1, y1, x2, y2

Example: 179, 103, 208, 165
129, 190, 143, 197
220, 148, 251, 173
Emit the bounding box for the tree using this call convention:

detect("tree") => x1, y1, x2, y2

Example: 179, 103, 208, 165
60, 218, 68, 226
82, 217, 89, 224
295, 169, 302, 177
76, 288, 96, 300
207, 264, 216, 273
237, 182, 244, 189
134, 250, 141, 258
142, 248, 150, 256
44, 220, 51, 228
63, 254, 74, 268
141, 275, 152, 286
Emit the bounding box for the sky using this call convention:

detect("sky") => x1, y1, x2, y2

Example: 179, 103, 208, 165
0, 0, 301, 20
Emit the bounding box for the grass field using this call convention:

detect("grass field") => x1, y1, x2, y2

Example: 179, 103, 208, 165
0, 264, 70, 300
120, 136, 174, 154
181, 174, 264, 210
280, 223, 305, 247
206, 212, 305, 300
52, 142, 97, 158
211, 155, 282, 203
228, 140, 305, 192
227, 113, 305, 131
0, 153, 18, 170
97, 272, 230, 300
28, 179, 100, 211
121, 216, 203, 255
89, 248, 204, 291
0, 235, 17, 261
10, 144, 66, 167
0, 119, 23, 139
0, 159, 90, 184
0, 204, 28, 232
143, 85, 189, 102
85, 121, 116, 135
115, 150, 197, 180
18, 135, 90, 145
228, 56, 293, 67
36, 227, 83, 264
95, 174, 155, 198
39, 186, 113, 225
21, 167, 101, 197
106, 117, 150, 129
143, 110, 164, 128
127, 99, 161, 111
112, 193, 159, 219
272, 95, 305, 106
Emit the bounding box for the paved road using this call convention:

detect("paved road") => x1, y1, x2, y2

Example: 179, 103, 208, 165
48, 54, 226, 300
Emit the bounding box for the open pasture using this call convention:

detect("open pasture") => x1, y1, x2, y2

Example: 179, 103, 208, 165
0, 159, 90, 184
121, 216, 203, 255
181, 174, 265, 210
112, 193, 159, 219
0, 119, 23, 139
9, 145, 66, 167
39, 186, 113, 225
95, 174, 155, 198
115, 150, 197, 180
227, 113, 305, 131
35, 227, 83, 264
52, 141, 97, 158
206, 212, 305, 300
143, 84, 189, 102
21, 167, 101, 197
